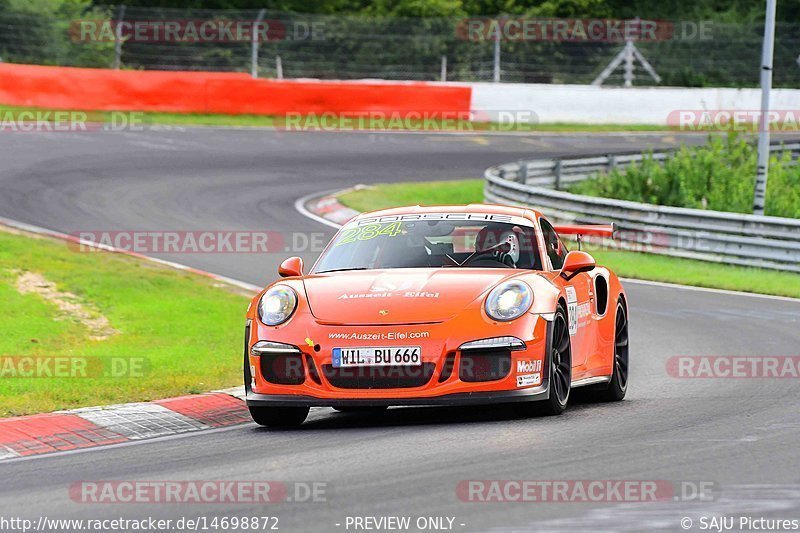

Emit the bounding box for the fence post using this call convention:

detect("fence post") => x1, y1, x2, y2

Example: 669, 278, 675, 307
492, 29, 501, 82
753, 0, 777, 216
113, 4, 126, 70
276, 55, 283, 79
623, 40, 634, 87
251, 8, 266, 78
440, 55, 447, 82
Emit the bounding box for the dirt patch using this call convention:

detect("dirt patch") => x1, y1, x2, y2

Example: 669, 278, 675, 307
14, 271, 118, 341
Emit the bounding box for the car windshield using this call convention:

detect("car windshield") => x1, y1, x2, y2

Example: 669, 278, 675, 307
313, 214, 543, 272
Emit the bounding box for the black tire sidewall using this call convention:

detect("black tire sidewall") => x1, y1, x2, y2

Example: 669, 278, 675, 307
540, 305, 571, 415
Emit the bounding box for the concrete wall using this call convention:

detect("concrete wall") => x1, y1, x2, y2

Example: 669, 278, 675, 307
469, 82, 800, 125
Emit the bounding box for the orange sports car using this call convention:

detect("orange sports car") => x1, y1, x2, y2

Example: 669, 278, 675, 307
244, 204, 629, 426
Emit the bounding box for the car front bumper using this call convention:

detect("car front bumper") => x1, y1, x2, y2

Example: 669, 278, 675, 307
245, 311, 552, 407
246, 384, 549, 408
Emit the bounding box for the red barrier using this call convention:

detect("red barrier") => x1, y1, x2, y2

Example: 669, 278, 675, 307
0, 63, 471, 116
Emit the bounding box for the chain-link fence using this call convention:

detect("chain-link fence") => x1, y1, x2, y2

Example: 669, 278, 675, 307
1, 5, 799, 87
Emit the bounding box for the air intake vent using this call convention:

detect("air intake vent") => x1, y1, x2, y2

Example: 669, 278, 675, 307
459, 349, 511, 382
322, 364, 435, 389
260, 353, 305, 385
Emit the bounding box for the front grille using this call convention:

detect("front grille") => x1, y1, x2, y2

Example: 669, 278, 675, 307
260, 353, 305, 385
322, 363, 435, 389
459, 349, 511, 382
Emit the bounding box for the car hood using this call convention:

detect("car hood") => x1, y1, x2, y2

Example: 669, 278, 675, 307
303, 268, 519, 325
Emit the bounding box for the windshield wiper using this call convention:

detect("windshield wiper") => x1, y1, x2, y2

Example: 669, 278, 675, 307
316, 267, 368, 274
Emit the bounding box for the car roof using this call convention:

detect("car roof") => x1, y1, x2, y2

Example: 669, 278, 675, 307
355, 204, 544, 221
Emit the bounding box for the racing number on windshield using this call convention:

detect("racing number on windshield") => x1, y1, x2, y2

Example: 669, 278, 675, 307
335, 222, 403, 246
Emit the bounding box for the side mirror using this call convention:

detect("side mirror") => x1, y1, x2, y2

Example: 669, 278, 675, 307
560, 251, 596, 280
278, 257, 304, 278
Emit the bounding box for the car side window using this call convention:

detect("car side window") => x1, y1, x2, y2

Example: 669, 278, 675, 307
540, 219, 567, 270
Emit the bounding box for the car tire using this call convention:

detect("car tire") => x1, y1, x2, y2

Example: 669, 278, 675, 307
517, 305, 571, 417
249, 406, 309, 427
538, 304, 572, 416
333, 406, 389, 414
594, 299, 629, 402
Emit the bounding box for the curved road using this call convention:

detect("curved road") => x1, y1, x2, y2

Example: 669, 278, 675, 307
1, 128, 799, 532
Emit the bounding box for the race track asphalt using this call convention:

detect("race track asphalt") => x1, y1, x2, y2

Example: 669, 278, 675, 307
1, 128, 799, 532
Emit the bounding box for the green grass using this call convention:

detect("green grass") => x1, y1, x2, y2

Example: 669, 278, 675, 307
338, 180, 800, 299
343, 180, 485, 211
0, 228, 250, 417
570, 134, 800, 218
0, 104, 668, 133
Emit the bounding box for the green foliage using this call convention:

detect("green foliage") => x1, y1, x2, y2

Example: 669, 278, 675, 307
570, 134, 800, 218
525, 0, 612, 18
96, 0, 800, 22
0, 0, 115, 67
363, 0, 466, 17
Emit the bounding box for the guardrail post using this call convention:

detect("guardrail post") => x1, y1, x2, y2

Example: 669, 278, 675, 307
554, 160, 563, 190
519, 162, 528, 183
607, 154, 616, 172
440, 55, 447, 82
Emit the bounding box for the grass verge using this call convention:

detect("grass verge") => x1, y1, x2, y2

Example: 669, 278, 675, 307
338, 180, 800, 299
0, 226, 250, 417
0, 104, 668, 133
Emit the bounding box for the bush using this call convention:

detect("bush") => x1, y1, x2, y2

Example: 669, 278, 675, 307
569, 134, 800, 218
0, 0, 115, 68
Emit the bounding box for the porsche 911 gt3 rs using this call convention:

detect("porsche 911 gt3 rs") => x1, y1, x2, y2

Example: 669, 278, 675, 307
244, 204, 629, 426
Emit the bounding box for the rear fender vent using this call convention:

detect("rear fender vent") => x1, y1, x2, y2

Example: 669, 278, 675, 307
594, 275, 609, 316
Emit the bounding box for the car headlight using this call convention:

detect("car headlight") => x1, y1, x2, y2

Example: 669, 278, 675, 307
258, 285, 298, 326
485, 280, 533, 321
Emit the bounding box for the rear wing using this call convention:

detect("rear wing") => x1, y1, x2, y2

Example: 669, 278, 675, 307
553, 224, 616, 239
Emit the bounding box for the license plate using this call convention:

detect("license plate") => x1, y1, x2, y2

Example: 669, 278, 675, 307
332, 346, 421, 368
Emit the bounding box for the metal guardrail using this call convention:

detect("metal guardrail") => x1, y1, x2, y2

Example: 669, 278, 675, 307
484, 142, 800, 272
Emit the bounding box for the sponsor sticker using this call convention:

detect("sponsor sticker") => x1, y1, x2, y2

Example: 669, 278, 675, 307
516, 373, 541, 387
565, 287, 578, 335
338, 291, 439, 300
327, 331, 430, 341
354, 213, 534, 228
517, 360, 542, 373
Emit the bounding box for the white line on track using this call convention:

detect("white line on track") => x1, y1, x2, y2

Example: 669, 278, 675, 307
293, 188, 353, 229
619, 277, 800, 303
